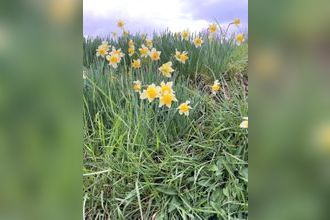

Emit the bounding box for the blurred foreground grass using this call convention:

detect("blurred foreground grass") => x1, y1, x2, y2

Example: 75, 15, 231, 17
250, 0, 330, 219
0, 0, 82, 219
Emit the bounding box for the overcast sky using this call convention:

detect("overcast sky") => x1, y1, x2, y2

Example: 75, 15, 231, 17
83, 0, 248, 37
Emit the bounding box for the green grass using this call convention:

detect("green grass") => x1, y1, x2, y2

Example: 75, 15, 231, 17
83, 31, 248, 219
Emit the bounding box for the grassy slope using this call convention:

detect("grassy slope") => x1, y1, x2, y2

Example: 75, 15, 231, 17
83, 32, 248, 219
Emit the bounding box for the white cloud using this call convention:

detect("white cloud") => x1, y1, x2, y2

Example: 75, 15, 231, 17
84, 0, 210, 34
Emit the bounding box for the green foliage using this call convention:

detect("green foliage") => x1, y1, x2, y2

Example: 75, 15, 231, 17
83, 31, 248, 219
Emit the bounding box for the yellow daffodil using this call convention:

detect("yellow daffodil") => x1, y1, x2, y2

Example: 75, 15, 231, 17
159, 62, 174, 78
240, 117, 248, 128
132, 80, 141, 92
140, 84, 160, 102
194, 37, 204, 48
131, 59, 141, 69
175, 50, 189, 64
233, 18, 241, 26
128, 39, 134, 47
106, 54, 121, 68
145, 39, 153, 48
123, 29, 129, 37
110, 47, 125, 57
211, 80, 221, 95
181, 30, 190, 40
178, 101, 192, 116
160, 81, 174, 95
149, 48, 161, 61
139, 44, 150, 58
117, 19, 125, 28
208, 23, 218, 33
236, 33, 245, 45
159, 92, 177, 108
128, 46, 135, 57
96, 41, 110, 57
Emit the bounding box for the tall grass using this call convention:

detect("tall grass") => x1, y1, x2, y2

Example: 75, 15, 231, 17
83, 30, 248, 219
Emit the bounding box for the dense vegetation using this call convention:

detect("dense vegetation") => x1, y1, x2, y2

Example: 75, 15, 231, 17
83, 29, 248, 219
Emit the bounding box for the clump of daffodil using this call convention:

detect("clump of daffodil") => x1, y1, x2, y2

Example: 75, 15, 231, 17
211, 80, 221, 95
178, 101, 192, 116
96, 41, 110, 57
106, 54, 121, 68
149, 48, 161, 61
236, 33, 245, 45
240, 117, 248, 128
145, 39, 153, 48
139, 44, 150, 58
208, 23, 218, 33
131, 59, 141, 69
233, 18, 240, 26
132, 80, 141, 92
175, 49, 189, 64
181, 30, 190, 41
117, 19, 125, 29
193, 37, 204, 48
159, 62, 174, 78
140, 84, 160, 102
159, 92, 177, 108
160, 81, 174, 95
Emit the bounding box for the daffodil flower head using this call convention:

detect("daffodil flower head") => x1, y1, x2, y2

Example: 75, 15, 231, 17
110, 46, 125, 57
208, 23, 218, 33
145, 39, 153, 48
128, 39, 134, 47
132, 80, 141, 92
160, 81, 174, 95
178, 101, 192, 116
132, 59, 141, 69
128, 46, 135, 56
193, 37, 204, 48
139, 44, 150, 58
123, 29, 129, 37
236, 33, 245, 45
117, 19, 125, 28
149, 48, 161, 61
106, 54, 121, 68
159, 92, 177, 108
96, 41, 110, 57
181, 30, 190, 41
240, 117, 248, 128
211, 80, 221, 95
140, 84, 160, 102
158, 62, 174, 78
175, 49, 189, 64
233, 18, 241, 26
